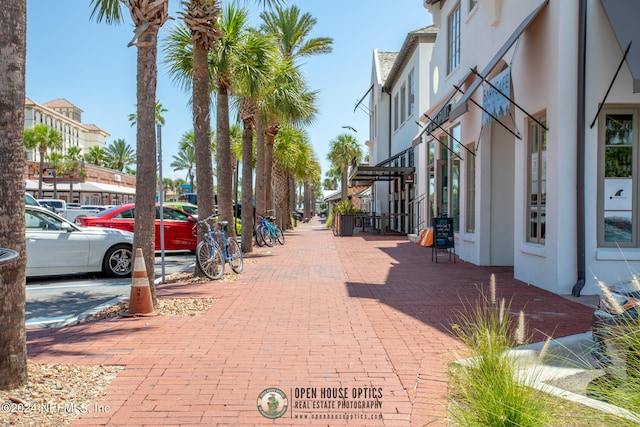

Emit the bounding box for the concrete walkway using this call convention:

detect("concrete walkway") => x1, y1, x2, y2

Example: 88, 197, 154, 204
27, 218, 595, 426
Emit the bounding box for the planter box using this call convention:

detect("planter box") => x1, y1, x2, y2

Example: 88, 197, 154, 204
336, 213, 356, 236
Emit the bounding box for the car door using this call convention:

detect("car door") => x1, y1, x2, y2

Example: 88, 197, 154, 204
157, 207, 196, 251
25, 209, 90, 276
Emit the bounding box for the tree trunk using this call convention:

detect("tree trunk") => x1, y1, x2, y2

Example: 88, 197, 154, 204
216, 86, 234, 235
255, 116, 266, 216
265, 135, 274, 213
133, 30, 160, 305
341, 166, 349, 202
0, 0, 27, 389
273, 163, 288, 231
192, 38, 215, 276
38, 149, 45, 198
303, 179, 310, 219
241, 121, 254, 253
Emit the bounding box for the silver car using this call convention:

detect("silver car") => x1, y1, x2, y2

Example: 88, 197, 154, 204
26, 205, 134, 278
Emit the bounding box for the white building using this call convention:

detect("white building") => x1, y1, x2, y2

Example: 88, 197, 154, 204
357, 0, 640, 296
24, 97, 109, 162
351, 26, 437, 234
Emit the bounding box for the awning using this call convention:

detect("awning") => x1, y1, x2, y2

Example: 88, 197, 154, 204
600, 0, 640, 92
349, 165, 415, 186
449, 0, 549, 120
412, 69, 475, 146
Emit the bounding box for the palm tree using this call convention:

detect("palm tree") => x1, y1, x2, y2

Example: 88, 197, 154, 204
128, 100, 168, 126
231, 28, 275, 251
105, 138, 136, 172
256, 6, 331, 218
325, 164, 341, 191
63, 146, 87, 203
90, 0, 170, 300
47, 151, 64, 199
327, 133, 363, 202
273, 126, 318, 230
171, 131, 197, 190
0, 0, 27, 389
259, 5, 333, 62
257, 59, 318, 219
84, 145, 106, 166
23, 123, 63, 198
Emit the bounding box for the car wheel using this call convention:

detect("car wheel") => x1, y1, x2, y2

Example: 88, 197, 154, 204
103, 244, 134, 277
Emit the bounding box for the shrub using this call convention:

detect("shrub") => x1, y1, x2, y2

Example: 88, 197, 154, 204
448, 274, 551, 427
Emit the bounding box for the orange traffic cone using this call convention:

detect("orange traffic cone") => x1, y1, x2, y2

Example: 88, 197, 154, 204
124, 248, 156, 317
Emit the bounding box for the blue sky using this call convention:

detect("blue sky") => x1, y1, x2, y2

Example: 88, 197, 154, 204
26, 0, 432, 181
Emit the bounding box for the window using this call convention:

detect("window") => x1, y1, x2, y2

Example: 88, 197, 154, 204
465, 143, 476, 233
393, 94, 399, 131
438, 125, 461, 232
408, 70, 415, 117
599, 108, 638, 246
527, 114, 547, 244
447, 3, 461, 74
400, 83, 407, 124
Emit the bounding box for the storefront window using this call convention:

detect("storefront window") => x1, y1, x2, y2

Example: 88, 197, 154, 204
600, 111, 635, 245
527, 114, 547, 244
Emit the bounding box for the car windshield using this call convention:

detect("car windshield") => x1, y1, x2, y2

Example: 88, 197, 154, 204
95, 205, 125, 217
26, 208, 71, 231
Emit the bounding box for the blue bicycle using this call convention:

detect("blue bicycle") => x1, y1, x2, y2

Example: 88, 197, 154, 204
255, 212, 285, 247
195, 214, 243, 280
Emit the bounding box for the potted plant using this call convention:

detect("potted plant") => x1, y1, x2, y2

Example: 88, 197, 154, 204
333, 200, 359, 236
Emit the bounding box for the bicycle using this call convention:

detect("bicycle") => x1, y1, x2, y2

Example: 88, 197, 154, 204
255, 212, 285, 247
195, 214, 243, 280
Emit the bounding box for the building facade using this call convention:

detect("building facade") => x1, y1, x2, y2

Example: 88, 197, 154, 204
359, 0, 640, 296
24, 97, 136, 204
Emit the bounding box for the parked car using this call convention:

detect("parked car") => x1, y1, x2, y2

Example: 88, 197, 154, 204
164, 202, 198, 217
25, 193, 41, 207
592, 279, 640, 369
76, 203, 198, 251
25, 205, 134, 278
37, 198, 100, 222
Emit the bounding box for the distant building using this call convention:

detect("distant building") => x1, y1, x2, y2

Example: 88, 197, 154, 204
23, 97, 135, 205
24, 97, 109, 161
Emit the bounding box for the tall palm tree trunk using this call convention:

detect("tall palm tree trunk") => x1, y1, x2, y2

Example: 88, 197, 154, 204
255, 116, 266, 216
216, 86, 235, 235
134, 35, 160, 304
192, 37, 215, 274
273, 163, 289, 231
241, 122, 254, 252
303, 179, 310, 218
265, 133, 275, 213
0, 0, 27, 389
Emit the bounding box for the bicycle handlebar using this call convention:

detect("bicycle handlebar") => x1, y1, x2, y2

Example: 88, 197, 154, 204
197, 214, 219, 224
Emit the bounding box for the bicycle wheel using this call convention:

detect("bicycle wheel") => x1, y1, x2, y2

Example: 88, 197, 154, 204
226, 238, 244, 273
254, 226, 266, 247
196, 240, 224, 280
275, 226, 285, 245
261, 226, 276, 247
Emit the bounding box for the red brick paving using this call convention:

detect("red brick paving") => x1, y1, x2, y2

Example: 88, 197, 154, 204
26, 218, 594, 426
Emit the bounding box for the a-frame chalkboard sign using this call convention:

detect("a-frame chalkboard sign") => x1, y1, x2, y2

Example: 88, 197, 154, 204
432, 217, 455, 262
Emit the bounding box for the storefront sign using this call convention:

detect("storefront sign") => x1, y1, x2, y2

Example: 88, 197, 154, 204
482, 67, 511, 126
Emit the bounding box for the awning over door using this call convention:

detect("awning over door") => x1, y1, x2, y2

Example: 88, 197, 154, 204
600, 0, 640, 92
449, 0, 549, 120
349, 165, 415, 187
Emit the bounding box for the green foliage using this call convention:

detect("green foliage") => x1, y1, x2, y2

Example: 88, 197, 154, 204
332, 200, 359, 215
588, 314, 640, 417
448, 275, 550, 427
326, 211, 334, 229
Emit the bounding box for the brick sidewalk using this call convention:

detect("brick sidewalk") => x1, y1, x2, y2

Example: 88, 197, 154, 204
26, 218, 595, 426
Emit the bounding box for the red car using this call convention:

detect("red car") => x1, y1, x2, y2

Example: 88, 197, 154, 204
77, 203, 197, 251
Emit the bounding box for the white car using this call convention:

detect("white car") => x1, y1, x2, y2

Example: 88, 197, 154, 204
26, 205, 134, 278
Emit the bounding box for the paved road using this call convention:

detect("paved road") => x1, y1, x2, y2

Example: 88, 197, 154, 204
26, 253, 194, 328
